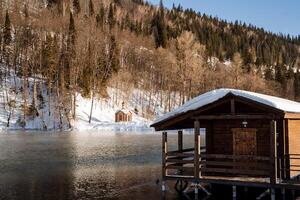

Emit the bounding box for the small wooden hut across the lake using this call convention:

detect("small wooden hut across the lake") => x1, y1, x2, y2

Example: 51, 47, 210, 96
151, 88, 300, 199
115, 109, 132, 122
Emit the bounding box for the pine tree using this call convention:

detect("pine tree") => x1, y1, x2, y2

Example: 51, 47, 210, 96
159, 0, 164, 15
3, 10, 11, 47
152, 0, 167, 48
264, 66, 274, 81
108, 35, 120, 73
89, 0, 94, 16
294, 71, 300, 99
73, 0, 81, 14
79, 41, 93, 97
96, 3, 105, 28
42, 35, 58, 83
108, 3, 115, 30
24, 3, 29, 19
275, 65, 287, 92
68, 12, 76, 48
3, 10, 11, 65
47, 0, 59, 6
65, 12, 76, 87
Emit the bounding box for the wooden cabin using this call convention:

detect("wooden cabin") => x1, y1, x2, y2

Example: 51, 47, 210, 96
151, 88, 300, 197
115, 109, 132, 122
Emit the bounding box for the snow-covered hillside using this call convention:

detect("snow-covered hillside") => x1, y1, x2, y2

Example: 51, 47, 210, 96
73, 93, 152, 131
0, 65, 152, 131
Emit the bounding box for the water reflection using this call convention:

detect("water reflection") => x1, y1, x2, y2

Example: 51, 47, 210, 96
0, 131, 199, 200
0, 132, 75, 200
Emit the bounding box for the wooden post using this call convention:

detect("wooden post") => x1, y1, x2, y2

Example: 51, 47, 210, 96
232, 185, 237, 200
281, 188, 286, 200
231, 99, 235, 115
194, 120, 200, 179
162, 132, 168, 191
178, 130, 183, 152
270, 188, 275, 200
270, 120, 277, 185
283, 119, 288, 180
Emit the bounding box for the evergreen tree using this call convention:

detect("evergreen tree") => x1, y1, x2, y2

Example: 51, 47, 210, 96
113, 0, 121, 6
264, 66, 273, 81
108, 35, 119, 73
294, 71, 300, 98
68, 12, 76, 48
108, 3, 115, 30
47, 0, 63, 13
24, 3, 29, 19
79, 42, 93, 97
3, 10, 11, 47
73, 0, 81, 14
42, 35, 58, 83
159, 0, 164, 16
89, 0, 94, 16
96, 3, 105, 28
152, 0, 167, 48
65, 12, 76, 87
47, 0, 59, 7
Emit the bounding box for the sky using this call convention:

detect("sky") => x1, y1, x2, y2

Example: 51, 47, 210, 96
148, 0, 300, 37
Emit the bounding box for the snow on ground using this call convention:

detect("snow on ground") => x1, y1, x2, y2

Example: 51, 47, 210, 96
0, 64, 152, 131
73, 94, 151, 131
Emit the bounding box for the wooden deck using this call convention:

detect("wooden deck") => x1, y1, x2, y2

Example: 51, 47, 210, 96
162, 143, 300, 190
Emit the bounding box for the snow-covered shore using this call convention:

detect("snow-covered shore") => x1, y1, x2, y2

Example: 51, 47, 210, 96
0, 65, 153, 131
0, 90, 153, 131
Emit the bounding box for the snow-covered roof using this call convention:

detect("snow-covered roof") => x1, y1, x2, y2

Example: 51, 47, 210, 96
153, 88, 300, 125
116, 109, 132, 114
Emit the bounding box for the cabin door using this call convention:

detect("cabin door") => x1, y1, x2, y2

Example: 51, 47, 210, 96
232, 128, 257, 156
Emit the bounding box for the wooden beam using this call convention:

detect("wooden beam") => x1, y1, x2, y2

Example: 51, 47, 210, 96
194, 120, 200, 179
178, 130, 183, 152
270, 120, 277, 185
162, 132, 168, 178
283, 119, 287, 180
231, 98, 235, 115
201, 154, 269, 161
194, 114, 278, 120
284, 113, 300, 119
284, 119, 291, 179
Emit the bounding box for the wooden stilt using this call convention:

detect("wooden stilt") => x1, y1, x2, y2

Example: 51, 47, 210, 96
256, 189, 270, 200
232, 185, 237, 200
162, 132, 167, 192
270, 120, 277, 185
194, 183, 199, 200
178, 130, 183, 152
162, 181, 166, 192
244, 187, 248, 200
194, 186, 198, 194
271, 188, 275, 200
194, 120, 200, 179
281, 188, 285, 200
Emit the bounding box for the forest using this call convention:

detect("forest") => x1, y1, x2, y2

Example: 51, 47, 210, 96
0, 0, 299, 129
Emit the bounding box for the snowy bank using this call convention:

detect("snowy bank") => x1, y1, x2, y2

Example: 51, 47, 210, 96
0, 65, 152, 131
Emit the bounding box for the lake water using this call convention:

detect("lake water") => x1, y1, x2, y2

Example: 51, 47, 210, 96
0, 131, 202, 200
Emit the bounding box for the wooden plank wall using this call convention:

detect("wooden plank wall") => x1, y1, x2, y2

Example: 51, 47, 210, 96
287, 120, 300, 177
208, 119, 270, 156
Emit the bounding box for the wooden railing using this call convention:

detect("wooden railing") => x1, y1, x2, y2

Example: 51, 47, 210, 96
165, 147, 205, 173
164, 150, 272, 178
200, 154, 270, 177
164, 151, 300, 185
278, 154, 300, 181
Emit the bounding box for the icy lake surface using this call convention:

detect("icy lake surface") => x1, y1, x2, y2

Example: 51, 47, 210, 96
0, 131, 202, 200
